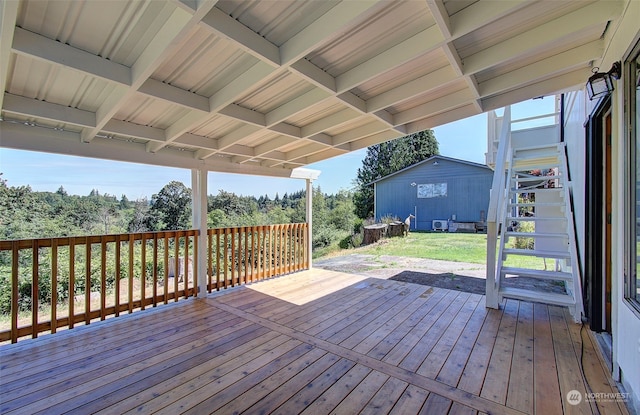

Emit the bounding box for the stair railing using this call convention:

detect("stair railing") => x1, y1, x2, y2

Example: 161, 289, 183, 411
486, 106, 512, 309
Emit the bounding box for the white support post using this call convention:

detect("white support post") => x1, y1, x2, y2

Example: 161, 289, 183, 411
191, 168, 208, 297
306, 178, 313, 269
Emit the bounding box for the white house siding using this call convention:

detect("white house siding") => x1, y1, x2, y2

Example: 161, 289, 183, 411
563, 20, 640, 409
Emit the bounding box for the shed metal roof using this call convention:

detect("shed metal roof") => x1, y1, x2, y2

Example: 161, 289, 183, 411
0, 0, 634, 178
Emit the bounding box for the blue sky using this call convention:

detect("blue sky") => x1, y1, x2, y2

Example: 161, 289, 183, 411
0, 97, 556, 199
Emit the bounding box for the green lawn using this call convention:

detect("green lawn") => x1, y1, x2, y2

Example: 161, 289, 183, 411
320, 231, 547, 270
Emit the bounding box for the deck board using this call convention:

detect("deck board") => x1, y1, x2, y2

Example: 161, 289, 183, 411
0, 268, 629, 415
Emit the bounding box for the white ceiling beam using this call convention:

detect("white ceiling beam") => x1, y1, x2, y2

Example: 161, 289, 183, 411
481, 67, 593, 112
138, 78, 210, 112
174, 132, 219, 150
365, 66, 457, 113
289, 59, 336, 92
462, 1, 622, 76
286, 142, 336, 162
0, 0, 19, 109
479, 40, 603, 98
279, 0, 383, 65
332, 122, 388, 146
426, 0, 452, 39
448, 0, 530, 39
84, 3, 217, 143
147, 61, 275, 153
265, 88, 332, 126
405, 104, 479, 134
348, 130, 400, 151
303, 147, 351, 164
103, 119, 166, 142
300, 108, 359, 137
219, 103, 266, 126
254, 136, 295, 156
336, 26, 444, 93
11, 27, 131, 86
217, 124, 264, 149
306, 133, 334, 146
200, 7, 280, 66
0, 121, 293, 178
3, 93, 96, 127
394, 88, 475, 126
269, 122, 301, 139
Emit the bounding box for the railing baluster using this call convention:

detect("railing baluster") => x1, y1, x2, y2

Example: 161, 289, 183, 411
215, 230, 221, 291
115, 235, 120, 317
11, 241, 19, 343
231, 227, 236, 287
69, 240, 75, 329
243, 227, 248, 284
128, 234, 134, 313
173, 232, 179, 302
163, 233, 169, 304
184, 233, 189, 298
32, 240, 39, 338
51, 239, 58, 334
207, 231, 212, 293
100, 237, 107, 320
85, 238, 91, 325
141, 234, 146, 309
153, 234, 158, 306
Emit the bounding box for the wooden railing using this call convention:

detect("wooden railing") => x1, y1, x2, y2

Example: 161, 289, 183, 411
0, 223, 308, 343
206, 223, 308, 291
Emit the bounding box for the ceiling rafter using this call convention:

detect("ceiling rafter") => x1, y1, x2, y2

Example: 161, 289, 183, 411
83, 1, 219, 143
0, 0, 19, 110
149, 1, 385, 154
462, 1, 622, 76
478, 40, 603, 98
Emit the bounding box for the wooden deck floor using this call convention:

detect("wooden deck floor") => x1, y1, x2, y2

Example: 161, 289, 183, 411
0, 269, 629, 414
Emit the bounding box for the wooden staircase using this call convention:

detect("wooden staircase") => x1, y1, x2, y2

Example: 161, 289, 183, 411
486, 107, 584, 322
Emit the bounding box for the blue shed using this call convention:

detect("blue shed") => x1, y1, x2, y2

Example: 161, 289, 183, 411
373, 156, 493, 231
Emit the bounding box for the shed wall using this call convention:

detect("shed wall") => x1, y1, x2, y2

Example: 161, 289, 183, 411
375, 159, 493, 231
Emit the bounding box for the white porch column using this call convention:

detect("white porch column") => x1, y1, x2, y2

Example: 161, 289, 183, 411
306, 178, 313, 269
191, 168, 208, 297
290, 167, 321, 270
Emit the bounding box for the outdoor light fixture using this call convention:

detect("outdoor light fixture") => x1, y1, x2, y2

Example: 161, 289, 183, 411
586, 61, 621, 100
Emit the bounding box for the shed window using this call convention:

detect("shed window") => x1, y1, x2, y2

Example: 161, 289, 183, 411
417, 183, 447, 198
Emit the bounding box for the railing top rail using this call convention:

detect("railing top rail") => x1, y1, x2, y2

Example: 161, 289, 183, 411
0, 229, 200, 250
487, 106, 512, 222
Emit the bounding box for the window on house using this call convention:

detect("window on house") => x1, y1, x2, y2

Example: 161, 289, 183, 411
627, 43, 640, 309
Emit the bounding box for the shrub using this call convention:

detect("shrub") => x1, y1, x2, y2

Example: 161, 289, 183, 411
511, 221, 535, 249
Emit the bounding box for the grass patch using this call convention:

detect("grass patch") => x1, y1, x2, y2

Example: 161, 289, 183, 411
318, 231, 547, 270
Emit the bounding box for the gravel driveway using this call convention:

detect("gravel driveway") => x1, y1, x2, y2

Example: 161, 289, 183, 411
314, 254, 566, 295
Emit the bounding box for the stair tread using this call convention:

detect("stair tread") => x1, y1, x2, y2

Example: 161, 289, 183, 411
505, 231, 568, 238
512, 143, 563, 152
500, 266, 573, 280
503, 248, 570, 258
508, 202, 565, 207
506, 216, 566, 221
514, 175, 562, 181
499, 287, 575, 306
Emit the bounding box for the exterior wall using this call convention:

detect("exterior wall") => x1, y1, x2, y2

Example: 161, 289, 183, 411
563, 91, 588, 287
563, 43, 640, 413
374, 158, 493, 231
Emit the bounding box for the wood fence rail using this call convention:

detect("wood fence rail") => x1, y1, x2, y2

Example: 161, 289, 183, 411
0, 223, 308, 344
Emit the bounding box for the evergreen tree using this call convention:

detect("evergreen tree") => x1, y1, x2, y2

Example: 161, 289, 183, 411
353, 130, 439, 218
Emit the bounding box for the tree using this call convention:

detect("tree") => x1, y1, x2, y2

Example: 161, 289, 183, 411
353, 130, 439, 218
146, 181, 192, 230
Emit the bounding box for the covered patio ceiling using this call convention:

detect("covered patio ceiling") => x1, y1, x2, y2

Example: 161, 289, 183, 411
0, 0, 628, 179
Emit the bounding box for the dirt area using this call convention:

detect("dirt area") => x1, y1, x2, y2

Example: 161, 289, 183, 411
314, 254, 566, 295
